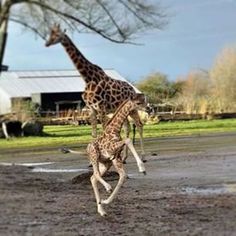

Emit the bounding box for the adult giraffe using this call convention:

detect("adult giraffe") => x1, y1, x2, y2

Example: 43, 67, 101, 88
45, 24, 145, 160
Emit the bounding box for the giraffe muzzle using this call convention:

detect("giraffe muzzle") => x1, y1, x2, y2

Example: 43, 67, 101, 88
45, 41, 50, 47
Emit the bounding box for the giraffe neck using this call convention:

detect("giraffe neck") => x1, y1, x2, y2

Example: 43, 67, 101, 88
61, 34, 103, 84
105, 100, 135, 134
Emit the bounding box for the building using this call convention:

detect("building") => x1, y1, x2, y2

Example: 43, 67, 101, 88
0, 69, 141, 116
1, 65, 9, 71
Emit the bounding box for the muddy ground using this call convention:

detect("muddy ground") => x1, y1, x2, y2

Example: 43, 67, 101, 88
0, 132, 236, 236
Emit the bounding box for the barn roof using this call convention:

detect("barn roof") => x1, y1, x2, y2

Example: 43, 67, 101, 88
0, 69, 140, 98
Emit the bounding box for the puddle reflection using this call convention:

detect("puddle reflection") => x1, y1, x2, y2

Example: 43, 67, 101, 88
0, 162, 54, 166
182, 184, 236, 195
32, 167, 88, 173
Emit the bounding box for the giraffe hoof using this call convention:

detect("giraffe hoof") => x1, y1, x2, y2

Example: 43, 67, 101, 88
99, 211, 107, 217
104, 184, 112, 193
139, 162, 146, 174
98, 205, 107, 216
107, 188, 112, 194
59, 147, 70, 154
142, 171, 147, 175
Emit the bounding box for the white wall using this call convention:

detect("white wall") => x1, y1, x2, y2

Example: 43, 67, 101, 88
0, 88, 11, 115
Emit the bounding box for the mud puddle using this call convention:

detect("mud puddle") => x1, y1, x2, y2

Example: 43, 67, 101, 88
0, 162, 55, 166
31, 167, 88, 173
1, 133, 236, 236
182, 183, 236, 195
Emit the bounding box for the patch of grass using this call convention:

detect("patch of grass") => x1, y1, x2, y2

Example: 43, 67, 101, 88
0, 125, 97, 150
144, 119, 236, 137
0, 119, 236, 151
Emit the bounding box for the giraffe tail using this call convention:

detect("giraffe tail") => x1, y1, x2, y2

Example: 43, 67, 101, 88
59, 147, 92, 168
59, 147, 81, 154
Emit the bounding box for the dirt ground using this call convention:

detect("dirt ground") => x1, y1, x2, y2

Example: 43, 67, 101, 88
1, 132, 236, 236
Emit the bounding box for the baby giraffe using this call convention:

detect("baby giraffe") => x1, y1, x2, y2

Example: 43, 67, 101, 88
87, 96, 146, 216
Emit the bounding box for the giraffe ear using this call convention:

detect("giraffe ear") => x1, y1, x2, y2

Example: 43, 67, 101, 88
53, 23, 60, 30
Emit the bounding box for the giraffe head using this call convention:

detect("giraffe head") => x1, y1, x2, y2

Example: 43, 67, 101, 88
132, 93, 146, 109
124, 94, 146, 112
45, 24, 66, 47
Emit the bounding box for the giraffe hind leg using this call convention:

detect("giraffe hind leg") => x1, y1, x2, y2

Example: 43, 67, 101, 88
90, 174, 106, 216
91, 160, 112, 193
90, 159, 112, 216
102, 157, 127, 205
87, 143, 112, 192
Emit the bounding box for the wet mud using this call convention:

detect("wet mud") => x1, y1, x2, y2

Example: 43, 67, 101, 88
1, 132, 236, 236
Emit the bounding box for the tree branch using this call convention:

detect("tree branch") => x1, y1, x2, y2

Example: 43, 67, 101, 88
118, 0, 166, 29
9, 17, 46, 39
27, 0, 138, 43
95, 0, 126, 39
23, 0, 159, 44
2, 0, 167, 45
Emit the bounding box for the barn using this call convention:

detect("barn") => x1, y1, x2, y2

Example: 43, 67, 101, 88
0, 69, 140, 116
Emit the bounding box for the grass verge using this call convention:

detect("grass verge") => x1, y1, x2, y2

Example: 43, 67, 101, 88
0, 119, 236, 151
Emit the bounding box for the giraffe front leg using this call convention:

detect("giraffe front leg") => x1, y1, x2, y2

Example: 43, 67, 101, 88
90, 108, 98, 138
125, 138, 146, 175
136, 124, 146, 161
102, 158, 127, 205
98, 110, 108, 129
129, 110, 146, 161
122, 118, 131, 163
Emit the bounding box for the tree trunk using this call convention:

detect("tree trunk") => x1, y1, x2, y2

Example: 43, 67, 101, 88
0, 19, 8, 71
0, 0, 10, 72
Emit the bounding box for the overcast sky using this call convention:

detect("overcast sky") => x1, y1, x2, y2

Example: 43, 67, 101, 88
4, 0, 236, 81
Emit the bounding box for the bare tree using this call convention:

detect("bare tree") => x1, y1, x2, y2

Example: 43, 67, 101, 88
210, 47, 236, 113
176, 71, 210, 114
0, 0, 168, 70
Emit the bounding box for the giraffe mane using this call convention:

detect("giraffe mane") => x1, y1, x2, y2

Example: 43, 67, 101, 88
104, 99, 130, 128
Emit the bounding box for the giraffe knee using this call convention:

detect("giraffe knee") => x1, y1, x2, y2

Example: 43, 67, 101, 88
90, 175, 95, 183
120, 172, 128, 182
122, 175, 127, 184
124, 138, 132, 145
